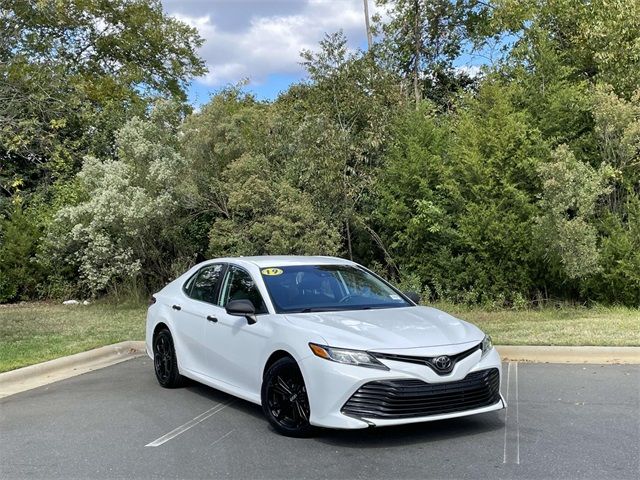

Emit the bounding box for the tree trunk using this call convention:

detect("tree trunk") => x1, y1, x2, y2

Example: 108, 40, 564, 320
345, 219, 353, 261
413, 0, 421, 108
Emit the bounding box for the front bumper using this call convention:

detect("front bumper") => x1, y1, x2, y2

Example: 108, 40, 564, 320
299, 346, 504, 429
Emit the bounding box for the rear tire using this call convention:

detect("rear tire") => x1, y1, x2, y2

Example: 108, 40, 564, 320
261, 357, 315, 437
153, 329, 185, 388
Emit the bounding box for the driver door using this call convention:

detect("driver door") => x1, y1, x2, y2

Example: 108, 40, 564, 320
203, 265, 270, 394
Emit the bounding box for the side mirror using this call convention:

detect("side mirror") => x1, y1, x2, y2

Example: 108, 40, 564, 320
226, 299, 257, 325
404, 291, 421, 304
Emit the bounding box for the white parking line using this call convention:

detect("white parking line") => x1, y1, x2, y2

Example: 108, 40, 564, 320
209, 429, 235, 448
515, 361, 520, 464
145, 400, 234, 447
503, 361, 521, 465
503, 362, 511, 464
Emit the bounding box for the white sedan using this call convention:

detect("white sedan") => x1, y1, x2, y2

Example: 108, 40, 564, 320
146, 256, 505, 436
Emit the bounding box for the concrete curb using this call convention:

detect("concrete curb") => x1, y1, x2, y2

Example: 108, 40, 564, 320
1, 343, 638, 399
0, 341, 146, 399
497, 345, 640, 364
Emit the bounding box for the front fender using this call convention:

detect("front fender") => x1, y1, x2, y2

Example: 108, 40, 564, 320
256, 319, 328, 393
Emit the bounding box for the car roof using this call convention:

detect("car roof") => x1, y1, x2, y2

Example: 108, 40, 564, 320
212, 255, 355, 268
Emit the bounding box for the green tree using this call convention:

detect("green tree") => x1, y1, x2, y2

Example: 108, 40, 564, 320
0, 0, 206, 193
591, 85, 640, 212
372, 102, 454, 281
376, 0, 478, 107
0, 203, 44, 302
287, 32, 404, 260
537, 144, 612, 279
375, 80, 548, 304
581, 85, 640, 305
181, 88, 341, 260
481, 0, 640, 98
206, 154, 341, 258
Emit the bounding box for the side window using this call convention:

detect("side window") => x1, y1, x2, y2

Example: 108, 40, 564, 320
186, 264, 224, 304
220, 266, 267, 314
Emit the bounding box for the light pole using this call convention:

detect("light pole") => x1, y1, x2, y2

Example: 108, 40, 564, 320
363, 0, 373, 50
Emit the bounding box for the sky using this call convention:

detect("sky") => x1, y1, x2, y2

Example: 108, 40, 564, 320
162, 0, 379, 104
161, 0, 490, 105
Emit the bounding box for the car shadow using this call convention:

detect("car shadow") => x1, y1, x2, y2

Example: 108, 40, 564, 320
183, 379, 265, 421
180, 378, 504, 447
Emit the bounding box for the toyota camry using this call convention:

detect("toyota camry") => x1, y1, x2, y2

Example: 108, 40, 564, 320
146, 256, 505, 436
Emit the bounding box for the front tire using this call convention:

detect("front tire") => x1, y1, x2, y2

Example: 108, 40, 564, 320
261, 357, 314, 437
153, 329, 185, 388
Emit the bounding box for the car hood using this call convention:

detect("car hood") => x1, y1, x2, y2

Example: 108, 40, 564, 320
284, 306, 484, 352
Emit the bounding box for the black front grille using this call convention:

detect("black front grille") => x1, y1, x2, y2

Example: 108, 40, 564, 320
371, 342, 481, 375
341, 368, 501, 420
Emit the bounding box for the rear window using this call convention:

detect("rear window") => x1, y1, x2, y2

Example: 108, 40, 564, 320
183, 264, 224, 304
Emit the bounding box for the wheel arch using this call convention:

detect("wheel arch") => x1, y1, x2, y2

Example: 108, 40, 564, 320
152, 321, 171, 340
149, 320, 176, 359
262, 349, 296, 379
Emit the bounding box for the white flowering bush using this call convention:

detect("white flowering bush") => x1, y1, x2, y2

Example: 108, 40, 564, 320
537, 144, 613, 279
45, 101, 193, 295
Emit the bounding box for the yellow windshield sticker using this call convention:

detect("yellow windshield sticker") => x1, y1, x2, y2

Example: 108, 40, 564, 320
261, 268, 283, 276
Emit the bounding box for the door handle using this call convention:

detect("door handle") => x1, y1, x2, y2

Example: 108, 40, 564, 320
206, 315, 218, 323
172, 304, 181, 311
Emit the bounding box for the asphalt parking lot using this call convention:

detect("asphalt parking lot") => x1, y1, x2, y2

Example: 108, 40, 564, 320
1, 358, 638, 480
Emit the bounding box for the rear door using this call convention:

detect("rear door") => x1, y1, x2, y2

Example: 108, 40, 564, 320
173, 263, 226, 375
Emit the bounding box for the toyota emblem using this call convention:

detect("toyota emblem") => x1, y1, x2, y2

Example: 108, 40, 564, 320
433, 355, 452, 371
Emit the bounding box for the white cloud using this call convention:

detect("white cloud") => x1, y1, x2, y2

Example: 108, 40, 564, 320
456, 65, 483, 78
163, 0, 378, 87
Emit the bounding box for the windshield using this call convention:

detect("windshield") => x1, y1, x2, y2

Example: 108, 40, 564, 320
260, 264, 412, 313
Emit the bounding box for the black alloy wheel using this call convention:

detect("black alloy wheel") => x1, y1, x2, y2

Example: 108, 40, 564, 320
153, 329, 185, 388
261, 357, 314, 437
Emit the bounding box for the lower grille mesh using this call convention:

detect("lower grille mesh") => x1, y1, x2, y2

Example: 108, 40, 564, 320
341, 368, 501, 419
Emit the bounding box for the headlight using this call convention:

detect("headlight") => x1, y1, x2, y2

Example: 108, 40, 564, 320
481, 334, 493, 358
309, 343, 389, 370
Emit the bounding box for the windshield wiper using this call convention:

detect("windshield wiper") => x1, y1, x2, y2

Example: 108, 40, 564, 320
293, 306, 374, 313
296, 305, 408, 313
297, 307, 342, 313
